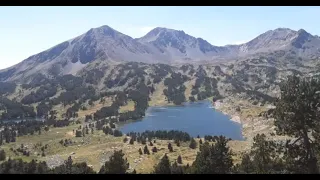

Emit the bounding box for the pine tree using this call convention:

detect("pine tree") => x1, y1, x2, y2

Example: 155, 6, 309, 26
149, 141, 153, 146
65, 156, 73, 174
177, 155, 182, 164
192, 136, 233, 174
0, 149, 6, 161
154, 154, 171, 174
274, 75, 320, 174
171, 161, 184, 174
189, 138, 197, 149
129, 138, 134, 145
139, 148, 143, 155
75, 130, 82, 137
199, 139, 203, 145
168, 143, 173, 152
174, 139, 180, 147
27, 159, 37, 174
250, 134, 280, 174
238, 153, 254, 174
99, 150, 129, 174
143, 145, 150, 155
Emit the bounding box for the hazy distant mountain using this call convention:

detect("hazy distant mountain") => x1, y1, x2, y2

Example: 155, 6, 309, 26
1, 25, 320, 82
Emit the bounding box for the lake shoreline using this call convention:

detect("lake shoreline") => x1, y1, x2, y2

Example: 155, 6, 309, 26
213, 100, 242, 125
120, 100, 244, 140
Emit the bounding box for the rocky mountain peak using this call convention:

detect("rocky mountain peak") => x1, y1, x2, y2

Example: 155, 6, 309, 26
2, 25, 320, 83
137, 27, 187, 43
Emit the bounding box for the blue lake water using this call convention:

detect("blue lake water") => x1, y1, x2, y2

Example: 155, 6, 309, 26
120, 100, 244, 140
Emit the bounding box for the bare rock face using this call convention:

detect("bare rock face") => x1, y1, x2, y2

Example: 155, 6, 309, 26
1, 25, 320, 82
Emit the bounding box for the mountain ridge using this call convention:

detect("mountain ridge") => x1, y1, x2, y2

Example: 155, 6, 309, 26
1, 25, 320, 82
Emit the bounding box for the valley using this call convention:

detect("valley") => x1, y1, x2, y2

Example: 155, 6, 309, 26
0, 24, 319, 174
0, 60, 297, 173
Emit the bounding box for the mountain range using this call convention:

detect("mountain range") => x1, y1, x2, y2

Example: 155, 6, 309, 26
1, 25, 320, 82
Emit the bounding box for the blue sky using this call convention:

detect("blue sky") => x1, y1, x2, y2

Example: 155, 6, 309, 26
1, 6, 320, 69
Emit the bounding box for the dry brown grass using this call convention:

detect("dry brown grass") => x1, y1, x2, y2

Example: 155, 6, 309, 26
149, 81, 172, 107
1, 121, 248, 174
52, 104, 71, 119
184, 78, 196, 100
7, 85, 39, 101
119, 100, 135, 113
77, 97, 114, 118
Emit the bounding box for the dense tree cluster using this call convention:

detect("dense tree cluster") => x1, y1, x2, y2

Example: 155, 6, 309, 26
0, 156, 95, 174
103, 63, 148, 89
191, 66, 222, 101
51, 86, 97, 106
232, 75, 320, 174
22, 74, 53, 89
58, 75, 83, 91
0, 97, 36, 120
154, 154, 185, 174
192, 136, 233, 174
151, 64, 172, 84
36, 102, 52, 117
99, 150, 129, 174
233, 134, 284, 174
245, 90, 276, 104
82, 69, 105, 85
0, 82, 16, 96
179, 64, 193, 73
0, 121, 45, 146
118, 81, 150, 122
0, 118, 71, 147
163, 72, 189, 105
273, 75, 320, 173
204, 135, 231, 142
21, 85, 58, 104
93, 103, 119, 120
126, 130, 191, 143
